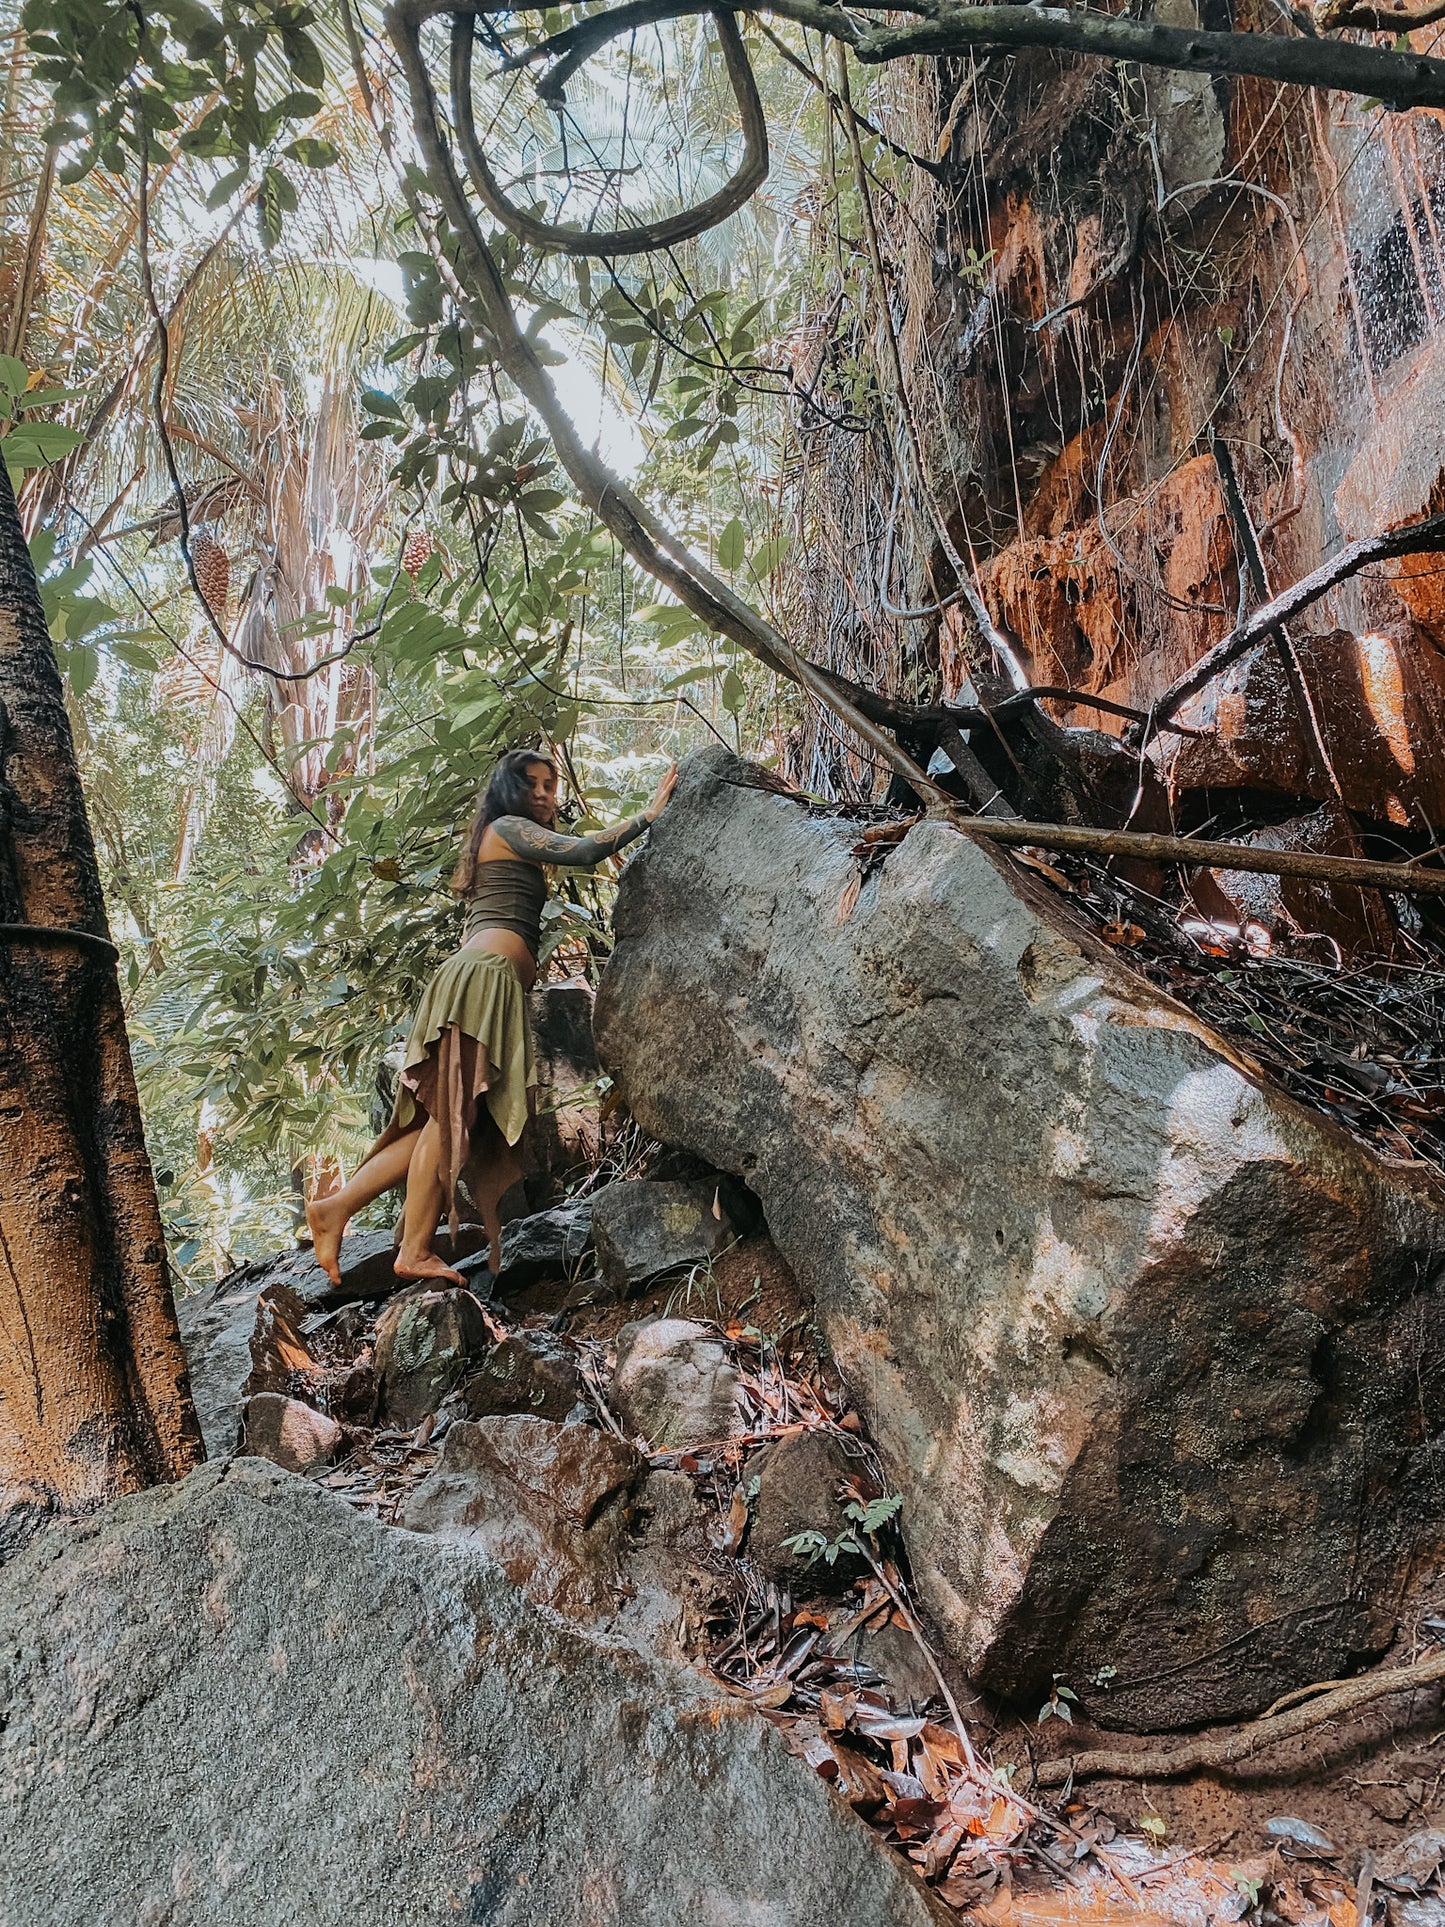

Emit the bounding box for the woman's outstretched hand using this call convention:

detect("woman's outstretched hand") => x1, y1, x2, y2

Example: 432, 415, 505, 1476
645, 762, 679, 822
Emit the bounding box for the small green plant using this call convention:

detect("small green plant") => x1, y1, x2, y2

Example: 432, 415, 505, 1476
846, 1494, 903, 1536
780, 1491, 904, 1568
1233, 1874, 1264, 1911
1037, 1676, 1078, 1724
1139, 1814, 1167, 1844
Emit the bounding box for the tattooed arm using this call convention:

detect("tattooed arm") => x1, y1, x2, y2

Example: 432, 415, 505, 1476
491, 812, 651, 869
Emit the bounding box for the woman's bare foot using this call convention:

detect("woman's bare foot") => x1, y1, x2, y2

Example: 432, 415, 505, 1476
394, 1247, 465, 1286
305, 1194, 348, 1285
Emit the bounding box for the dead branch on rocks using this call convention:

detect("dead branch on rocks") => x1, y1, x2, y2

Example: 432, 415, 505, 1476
1032, 1647, 1445, 1785
1316, 0, 1445, 29
948, 815, 1445, 897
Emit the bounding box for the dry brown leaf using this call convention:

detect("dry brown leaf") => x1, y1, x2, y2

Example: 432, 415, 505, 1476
836, 872, 863, 924
748, 1676, 795, 1709
720, 1484, 749, 1554
820, 1688, 857, 1733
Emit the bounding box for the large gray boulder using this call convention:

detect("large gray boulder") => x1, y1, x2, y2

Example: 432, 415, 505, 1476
0, 1461, 944, 1926
595, 746, 1445, 1730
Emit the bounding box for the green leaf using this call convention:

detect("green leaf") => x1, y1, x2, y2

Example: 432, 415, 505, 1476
0, 355, 29, 399
717, 517, 746, 571
284, 136, 338, 168
110, 638, 160, 671
63, 640, 99, 697
720, 666, 746, 714
205, 161, 250, 208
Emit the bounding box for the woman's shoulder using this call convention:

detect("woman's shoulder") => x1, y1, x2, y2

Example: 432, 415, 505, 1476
481, 816, 550, 863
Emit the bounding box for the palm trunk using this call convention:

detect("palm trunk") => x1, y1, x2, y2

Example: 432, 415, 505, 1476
0, 457, 202, 1557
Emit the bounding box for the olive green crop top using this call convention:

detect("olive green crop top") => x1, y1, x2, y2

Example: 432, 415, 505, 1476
461, 811, 650, 957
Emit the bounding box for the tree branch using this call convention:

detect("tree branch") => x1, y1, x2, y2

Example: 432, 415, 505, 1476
451, 9, 769, 256
1317, 0, 1445, 31
946, 814, 1445, 896
387, 5, 951, 806
1139, 511, 1445, 736
428, 0, 1445, 113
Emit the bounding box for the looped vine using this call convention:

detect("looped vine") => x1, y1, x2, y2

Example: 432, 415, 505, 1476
450, 7, 768, 259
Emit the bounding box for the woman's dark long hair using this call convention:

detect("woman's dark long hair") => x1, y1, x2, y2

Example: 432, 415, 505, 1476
452, 747, 557, 895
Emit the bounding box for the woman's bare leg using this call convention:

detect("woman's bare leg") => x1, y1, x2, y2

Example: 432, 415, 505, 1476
461, 1136, 524, 1275
305, 1130, 419, 1284
395, 1120, 465, 1284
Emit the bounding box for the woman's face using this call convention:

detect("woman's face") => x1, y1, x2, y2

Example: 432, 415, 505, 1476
522, 760, 559, 827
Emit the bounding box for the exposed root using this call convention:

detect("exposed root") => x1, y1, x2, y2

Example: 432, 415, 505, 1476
1031, 1648, 1445, 1786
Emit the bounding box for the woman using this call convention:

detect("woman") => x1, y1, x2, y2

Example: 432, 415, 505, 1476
305, 747, 677, 1286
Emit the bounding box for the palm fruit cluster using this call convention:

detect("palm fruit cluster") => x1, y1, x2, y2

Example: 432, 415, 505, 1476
401, 526, 436, 579
190, 529, 231, 626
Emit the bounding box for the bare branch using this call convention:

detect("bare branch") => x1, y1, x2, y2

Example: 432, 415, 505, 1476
451, 9, 769, 257
1141, 510, 1445, 735
947, 815, 1445, 896
429, 0, 1445, 113
1317, 0, 1445, 31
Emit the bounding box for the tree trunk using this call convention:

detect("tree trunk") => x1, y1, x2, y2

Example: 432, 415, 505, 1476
0, 456, 202, 1558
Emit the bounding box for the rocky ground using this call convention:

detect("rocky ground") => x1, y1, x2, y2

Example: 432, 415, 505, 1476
145, 1143, 1445, 1925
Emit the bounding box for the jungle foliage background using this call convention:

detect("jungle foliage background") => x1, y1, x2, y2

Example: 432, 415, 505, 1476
0, 2, 850, 1278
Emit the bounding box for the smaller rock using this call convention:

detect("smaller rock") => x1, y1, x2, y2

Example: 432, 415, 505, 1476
460, 1331, 583, 1422
855, 1620, 939, 1708
495, 1200, 593, 1289
748, 1430, 869, 1586
611, 1318, 741, 1451
245, 1284, 314, 1397
400, 1416, 644, 1620
176, 1274, 269, 1458
614, 1469, 714, 1661
328, 1359, 378, 1424
592, 1180, 735, 1300
243, 1394, 343, 1474
374, 1288, 490, 1428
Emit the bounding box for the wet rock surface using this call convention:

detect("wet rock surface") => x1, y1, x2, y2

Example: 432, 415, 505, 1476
460, 1328, 584, 1421
596, 746, 1445, 1729
592, 1179, 735, 1298
0, 1461, 946, 1927
612, 1316, 741, 1450
401, 1414, 644, 1620
374, 1287, 490, 1428
495, 1196, 593, 1287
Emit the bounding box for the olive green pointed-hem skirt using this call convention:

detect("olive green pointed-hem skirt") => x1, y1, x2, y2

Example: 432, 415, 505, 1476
367, 947, 535, 1231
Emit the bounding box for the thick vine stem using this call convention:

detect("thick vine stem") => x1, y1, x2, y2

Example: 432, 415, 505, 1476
1031, 1648, 1445, 1786
450, 9, 769, 256
387, 6, 952, 807
406, 0, 1445, 113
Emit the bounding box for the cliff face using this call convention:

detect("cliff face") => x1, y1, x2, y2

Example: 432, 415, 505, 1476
597, 748, 1445, 1731
782, 29, 1445, 909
